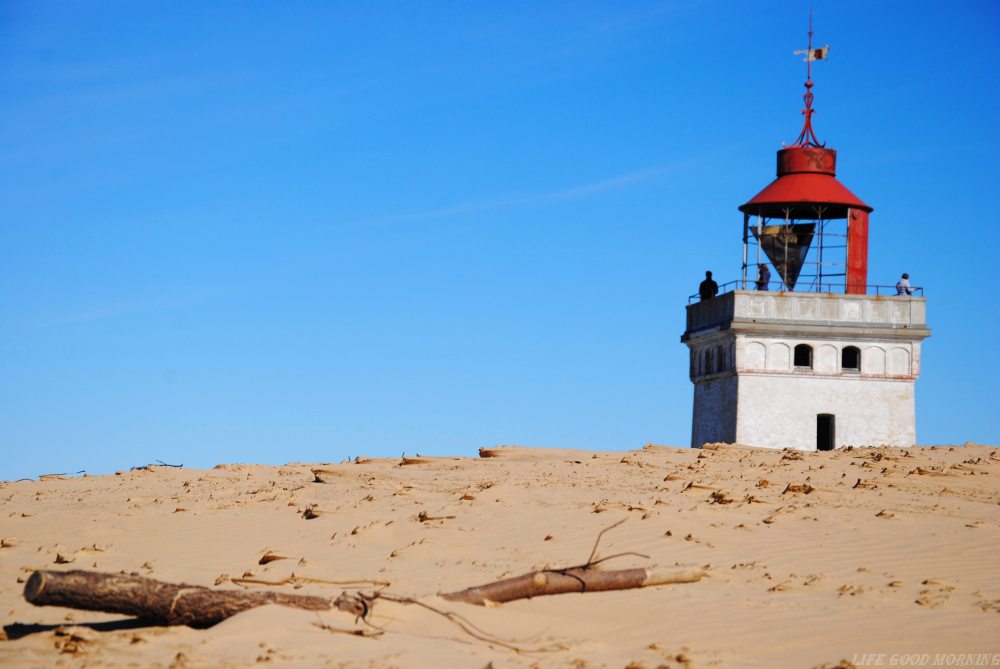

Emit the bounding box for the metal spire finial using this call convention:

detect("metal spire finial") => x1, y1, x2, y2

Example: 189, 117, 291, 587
790, 9, 829, 148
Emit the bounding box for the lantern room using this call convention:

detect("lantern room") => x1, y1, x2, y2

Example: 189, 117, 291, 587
740, 144, 872, 294
735, 20, 874, 296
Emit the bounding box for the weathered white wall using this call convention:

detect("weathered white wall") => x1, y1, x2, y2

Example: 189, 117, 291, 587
691, 376, 738, 446
734, 374, 916, 450
684, 292, 929, 451
687, 333, 923, 449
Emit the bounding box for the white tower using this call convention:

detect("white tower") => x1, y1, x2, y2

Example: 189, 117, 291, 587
683, 292, 930, 450
681, 25, 931, 450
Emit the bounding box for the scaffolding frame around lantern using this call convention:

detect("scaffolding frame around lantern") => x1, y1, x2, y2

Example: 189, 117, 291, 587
740, 204, 859, 293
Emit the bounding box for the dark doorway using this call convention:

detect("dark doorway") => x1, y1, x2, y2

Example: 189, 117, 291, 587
817, 414, 835, 451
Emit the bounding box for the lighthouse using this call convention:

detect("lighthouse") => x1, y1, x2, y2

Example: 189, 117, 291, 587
681, 22, 931, 451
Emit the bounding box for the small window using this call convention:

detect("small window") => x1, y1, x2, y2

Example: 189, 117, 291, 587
714, 345, 725, 373
704, 348, 713, 376
794, 344, 813, 369
842, 346, 861, 371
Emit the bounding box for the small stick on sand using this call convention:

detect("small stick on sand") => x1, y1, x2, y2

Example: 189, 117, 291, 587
232, 574, 390, 588
442, 518, 705, 605
440, 566, 705, 605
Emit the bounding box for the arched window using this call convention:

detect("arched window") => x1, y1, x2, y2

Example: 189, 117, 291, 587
794, 344, 813, 369
704, 348, 713, 376
842, 346, 861, 371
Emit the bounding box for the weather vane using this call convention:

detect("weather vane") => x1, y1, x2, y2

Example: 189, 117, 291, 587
789, 8, 829, 148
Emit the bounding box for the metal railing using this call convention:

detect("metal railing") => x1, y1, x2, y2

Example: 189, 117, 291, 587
689, 280, 925, 304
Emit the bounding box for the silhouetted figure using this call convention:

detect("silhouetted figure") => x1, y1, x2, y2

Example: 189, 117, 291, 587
756, 263, 771, 291
699, 271, 718, 301
896, 272, 913, 296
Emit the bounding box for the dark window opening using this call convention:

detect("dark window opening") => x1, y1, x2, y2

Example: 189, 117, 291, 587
842, 346, 861, 371
817, 414, 835, 451
794, 344, 813, 368
714, 345, 724, 373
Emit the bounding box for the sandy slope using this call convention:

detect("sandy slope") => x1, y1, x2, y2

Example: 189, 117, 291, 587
1, 443, 998, 668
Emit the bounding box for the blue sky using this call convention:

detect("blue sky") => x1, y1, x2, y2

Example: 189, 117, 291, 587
2, 1, 998, 480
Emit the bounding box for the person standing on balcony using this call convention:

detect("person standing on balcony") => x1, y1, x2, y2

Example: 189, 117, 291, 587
699, 271, 718, 301
896, 273, 913, 296
756, 263, 771, 291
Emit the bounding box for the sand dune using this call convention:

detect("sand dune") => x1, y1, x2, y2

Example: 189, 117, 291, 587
2, 443, 998, 668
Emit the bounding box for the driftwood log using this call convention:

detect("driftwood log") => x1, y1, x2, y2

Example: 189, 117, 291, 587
24, 564, 706, 626
441, 566, 706, 605
23, 570, 350, 628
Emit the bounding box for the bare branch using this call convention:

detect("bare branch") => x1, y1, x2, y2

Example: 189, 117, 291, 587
586, 518, 627, 565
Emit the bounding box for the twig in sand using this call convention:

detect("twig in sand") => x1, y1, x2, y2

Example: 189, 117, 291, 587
312, 613, 384, 637
312, 621, 384, 637
258, 551, 294, 565
37, 471, 86, 480
301, 576, 391, 588
417, 510, 457, 522
130, 461, 182, 471
440, 518, 704, 606
373, 593, 562, 653
441, 565, 705, 606
231, 574, 391, 588
586, 517, 627, 565
231, 576, 296, 587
